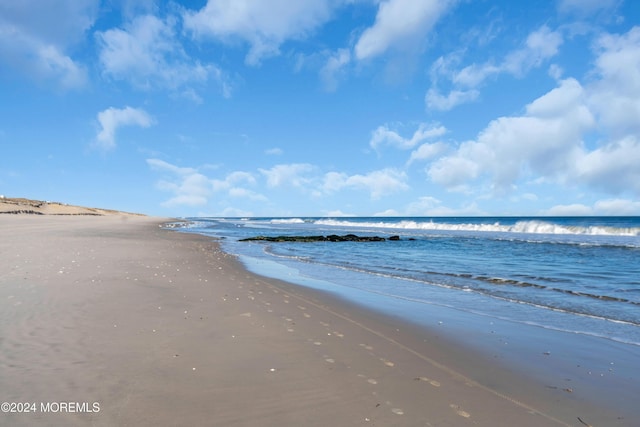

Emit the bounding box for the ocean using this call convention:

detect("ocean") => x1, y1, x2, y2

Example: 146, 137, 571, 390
181, 216, 640, 349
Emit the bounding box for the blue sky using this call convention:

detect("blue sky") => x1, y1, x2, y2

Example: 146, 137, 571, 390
1, 0, 639, 217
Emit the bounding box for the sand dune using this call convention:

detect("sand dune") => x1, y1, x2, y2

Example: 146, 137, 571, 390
0, 197, 143, 216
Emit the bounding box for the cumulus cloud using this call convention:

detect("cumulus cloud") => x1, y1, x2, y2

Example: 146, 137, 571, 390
428, 78, 594, 191
575, 136, 640, 194
148, 159, 263, 207
429, 25, 563, 111
0, 0, 97, 89
405, 196, 483, 216
544, 203, 593, 216
259, 163, 316, 188
407, 141, 448, 165
428, 153, 481, 192
558, 0, 618, 16
96, 14, 229, 97
426, 26, 640, 199
319, 48, 351, 91
354, 0, 452, 61
453, 25, 563, 86
425, 88, 479, 111
147, 159, 212, 206
370, 122, 446, 151
588, 27, 640, 137
502, 25, 564, 76
322, 168, 409, 199
95, 106, 154, 150
593, 198, 640, 215
544, 199, 640, 216
183, 0, 335, 66
573, 27, 640, 196
265, 147, 283, 156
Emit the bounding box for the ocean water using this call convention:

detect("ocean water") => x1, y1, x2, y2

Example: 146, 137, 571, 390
182, 217, 640, 347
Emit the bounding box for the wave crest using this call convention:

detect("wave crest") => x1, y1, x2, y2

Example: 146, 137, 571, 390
314, 219, 640, 237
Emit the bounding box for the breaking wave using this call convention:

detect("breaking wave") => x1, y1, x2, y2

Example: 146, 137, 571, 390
314, 219, 640, 237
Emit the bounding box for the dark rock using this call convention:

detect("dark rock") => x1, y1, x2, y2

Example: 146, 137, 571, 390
239, 234, 395, 243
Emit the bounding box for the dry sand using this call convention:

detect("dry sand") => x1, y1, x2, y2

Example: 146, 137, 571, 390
0, 215, 631, 426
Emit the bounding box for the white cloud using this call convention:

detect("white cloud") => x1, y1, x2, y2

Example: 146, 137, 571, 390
370, 123, 446, 151
322, 168, 409, 199
558, 0, 618, 15
147, 159, 212, 207
0, 0, 97, 89
259, 163, 316, 188
455, 25, 563, 86
571, 27, 640, 196
429, 78, 594, 192
320, 48, 351, 91
428, 153, 480, 191
323, 209, 356, 217
588, 27, 640, 137
425, 88, 479, 111
354, 0, 452, 61
544, 199, 640, 216
97, 14, 228, 95
429, 25, 563, 110
593, 198, 640, 215
452, 63, 500, 88
502, 25, 564, 76
228, 187, 267, 201
426, 27, 640, 199
95, 106, 154, 150
407, 141, 447, 164
212, 171, 256, 192
544, 203, 593, 216
405, 196, 441, 214
404, 196, 484, 216
148, 159, 263, 207
265, 147, 283, 156
574, 136, 640, 194
183, 0, 335, 66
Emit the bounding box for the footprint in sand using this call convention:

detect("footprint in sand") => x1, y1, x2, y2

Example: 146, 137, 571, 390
416, 377, 441, 387
380, 358, 395, 367
449, 404, 471, 418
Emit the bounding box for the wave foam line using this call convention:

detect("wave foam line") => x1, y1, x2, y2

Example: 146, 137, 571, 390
314, 219, 640, 237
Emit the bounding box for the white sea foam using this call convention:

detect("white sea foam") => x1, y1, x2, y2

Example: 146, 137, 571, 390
270, 218, 306, 224
314, 219, 640, 237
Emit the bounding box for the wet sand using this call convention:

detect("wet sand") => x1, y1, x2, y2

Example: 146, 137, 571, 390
0, 215, 633, 426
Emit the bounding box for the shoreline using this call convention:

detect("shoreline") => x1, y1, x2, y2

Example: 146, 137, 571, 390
1, 215, 635, 426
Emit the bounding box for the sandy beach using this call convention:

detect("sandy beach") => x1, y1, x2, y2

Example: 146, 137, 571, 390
0, 214, 634, 426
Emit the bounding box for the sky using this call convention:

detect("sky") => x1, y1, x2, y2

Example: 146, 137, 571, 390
1, 0, 639, 217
